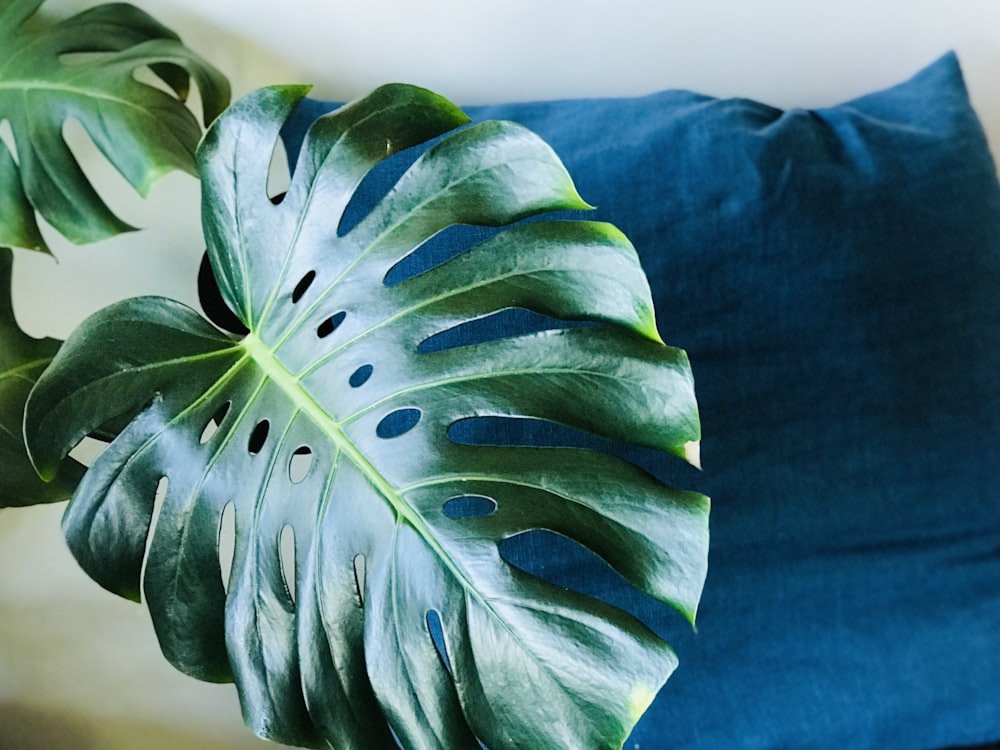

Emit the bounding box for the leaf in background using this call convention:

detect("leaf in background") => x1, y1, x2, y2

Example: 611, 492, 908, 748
25, 84, 709, 749
0, 246, 82, 506
0, 0, 230, 252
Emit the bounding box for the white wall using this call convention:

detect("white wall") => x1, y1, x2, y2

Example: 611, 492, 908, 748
2, 1, 998, 746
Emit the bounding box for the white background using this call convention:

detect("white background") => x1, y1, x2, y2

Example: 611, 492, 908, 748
2, 2, 998, 746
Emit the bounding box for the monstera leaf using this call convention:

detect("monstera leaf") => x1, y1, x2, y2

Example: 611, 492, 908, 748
0, 0, 230, 252
25, 84, 709, 749
0, 246, 82, 506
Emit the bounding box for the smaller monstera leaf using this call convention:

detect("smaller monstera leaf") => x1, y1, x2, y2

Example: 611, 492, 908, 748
0, 0, 230, 252
0, 246, 82, 506
26, 84, 709, 750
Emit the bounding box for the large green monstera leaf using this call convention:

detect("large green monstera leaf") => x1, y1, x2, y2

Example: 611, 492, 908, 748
0, 0, 230, 252
0, 246, 82, 506
25, 84, 709, 749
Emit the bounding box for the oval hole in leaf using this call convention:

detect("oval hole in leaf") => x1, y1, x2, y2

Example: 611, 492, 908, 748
0, 121, 18, 164
288, 446, 313, 484
449, 416, 702, 490
419, 309, 585, 353
353, 554, 366, 607
267, 138, 290, 202
291, 270, 316, 303
218, 501, 236, 594
247, 420, 270, 455
376, 408, 421, 439
349, 364, 373, 388
139, 477, 169, 594
443, 495, 497, 519
200, 400, 232, 444
337, 145, 425, 237
199, 418, 218, 445
279, 524, 296, 604
133, 63, 184, 95
500, 529, 665, 636
425, 610, 453, 676
450, 415, 592, 448
384, 224, 497, 285
317, 311, 346, 339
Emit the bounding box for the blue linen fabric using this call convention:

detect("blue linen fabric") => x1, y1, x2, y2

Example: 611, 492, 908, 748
281, 53, 1000, 749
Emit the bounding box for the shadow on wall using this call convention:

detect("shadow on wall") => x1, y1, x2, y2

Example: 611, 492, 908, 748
0, 703, 269, 750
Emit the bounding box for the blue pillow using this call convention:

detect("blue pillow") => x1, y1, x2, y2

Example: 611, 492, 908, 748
281, 53, 1000, 749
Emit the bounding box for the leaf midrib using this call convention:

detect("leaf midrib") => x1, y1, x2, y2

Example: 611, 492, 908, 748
241, 332, 559, 691
0, 356, 51, 382
0, 80, 146, 112
241, 332, 475, 589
